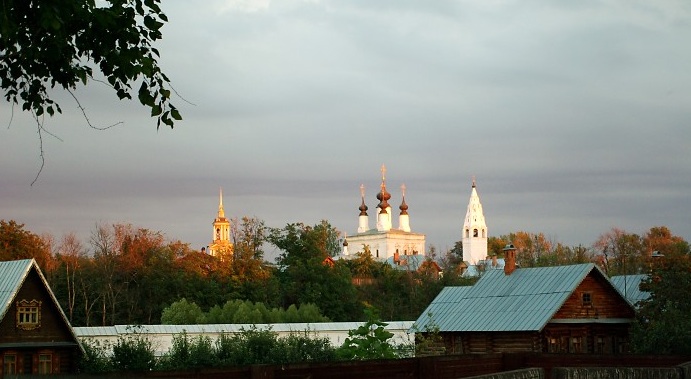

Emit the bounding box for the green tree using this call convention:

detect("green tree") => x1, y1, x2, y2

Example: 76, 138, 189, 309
1, 0, 180, 128
631, 251, 691, 354
269, 221, 358, 321
337, 308, 397, 360
160, 298, 204, 324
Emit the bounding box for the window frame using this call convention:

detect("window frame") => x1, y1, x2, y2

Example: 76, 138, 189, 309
3, 353, 17, 375
581, 292, 593, 307
38, 353, 53, 374
16, 299, 42, 330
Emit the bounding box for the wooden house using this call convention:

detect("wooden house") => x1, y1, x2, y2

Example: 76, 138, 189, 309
0, 259, 82, 376
415, 249, 636, 355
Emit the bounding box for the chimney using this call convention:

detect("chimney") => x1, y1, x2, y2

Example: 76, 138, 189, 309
492, 254, 498, 268
503, 243, 517, 275
394, 251, 400, 264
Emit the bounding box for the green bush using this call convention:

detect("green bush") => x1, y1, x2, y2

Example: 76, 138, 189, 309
278, 333, 337, 364
161, 332, 215, 370
337, 308, 397, 360
78, 338, 113, 374
111, 332, 157, 372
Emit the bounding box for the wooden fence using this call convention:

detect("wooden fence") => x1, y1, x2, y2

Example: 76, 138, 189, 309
141, 353, 691, 379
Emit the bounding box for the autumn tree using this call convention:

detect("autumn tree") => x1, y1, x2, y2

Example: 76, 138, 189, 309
0, 219, 53, 270
1, 0, 180, 128
593, 228, 645, 276
643, 226, 690, 261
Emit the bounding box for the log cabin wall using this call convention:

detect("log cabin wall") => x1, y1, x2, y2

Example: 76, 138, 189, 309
553, 272, 635, 320
443, 332, 541, 354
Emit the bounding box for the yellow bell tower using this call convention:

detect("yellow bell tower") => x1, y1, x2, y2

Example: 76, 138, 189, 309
209, 188, 233, 258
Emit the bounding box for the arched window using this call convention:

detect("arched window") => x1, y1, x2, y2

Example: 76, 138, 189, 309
465, 229, 470, 238
473, 229, 478, 237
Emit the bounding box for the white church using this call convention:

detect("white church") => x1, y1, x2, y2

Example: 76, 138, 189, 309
338, 167, 497, 275
339, 165, 426, 261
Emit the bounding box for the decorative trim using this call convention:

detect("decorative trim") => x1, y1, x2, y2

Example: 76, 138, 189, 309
16, 299, 42, 330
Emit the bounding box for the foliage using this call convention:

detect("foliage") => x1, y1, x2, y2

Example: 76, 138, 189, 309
160, 332, 215, 370
593, 228, 645, 275
630, 252, 691, 354
110, 330, 157, 372
0, 219, 52, 270
160, 298, 204, 324
269, 221, 359, 321
78, 338, 113, 374
337, 308, 398, 360
0, 0, 180, 128
162, 298, 329, 324
277, 332, 338, 364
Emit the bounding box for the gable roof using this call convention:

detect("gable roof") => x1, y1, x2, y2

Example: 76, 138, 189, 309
415, 263, 631, 333
0, 259, 82, 351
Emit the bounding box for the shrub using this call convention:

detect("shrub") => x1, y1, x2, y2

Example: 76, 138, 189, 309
111, 332, 157, 372
78, 338, 113, 374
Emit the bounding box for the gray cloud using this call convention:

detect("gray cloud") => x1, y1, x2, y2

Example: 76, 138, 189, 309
1, 0, 689, 256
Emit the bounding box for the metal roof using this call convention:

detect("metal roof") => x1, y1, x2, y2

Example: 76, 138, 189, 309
0, 259, 84, 352
610, 274, 650, 306
415, 263, 611, 332
0, 259, 36, 323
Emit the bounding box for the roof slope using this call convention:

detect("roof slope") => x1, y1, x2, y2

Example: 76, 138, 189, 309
0, 259, 37, 322
611, 274, 650, 305
415, 263, 610, 332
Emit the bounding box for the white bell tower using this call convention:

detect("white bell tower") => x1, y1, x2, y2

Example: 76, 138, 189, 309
462, 178, 488, 264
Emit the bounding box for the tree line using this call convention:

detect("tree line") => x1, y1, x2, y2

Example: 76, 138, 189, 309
0, 219, 688, 328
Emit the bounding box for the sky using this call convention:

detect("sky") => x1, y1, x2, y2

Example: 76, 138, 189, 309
2, 0, 690, 259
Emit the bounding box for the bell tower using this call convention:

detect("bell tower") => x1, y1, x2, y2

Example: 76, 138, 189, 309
209, 188, 233, 258
462, 178, 488, 264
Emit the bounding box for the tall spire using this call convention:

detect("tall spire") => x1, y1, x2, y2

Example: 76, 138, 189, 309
462, 178, 488, 264
218, 187, 225, 218
210, 188, 233, 258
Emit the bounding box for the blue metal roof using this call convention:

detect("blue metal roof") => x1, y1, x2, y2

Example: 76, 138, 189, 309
610, 274, 649, 306
0, 259, 35, 323
415, 263, 609, 332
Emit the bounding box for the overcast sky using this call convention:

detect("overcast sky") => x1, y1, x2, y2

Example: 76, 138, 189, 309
2, 0, 690, 258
